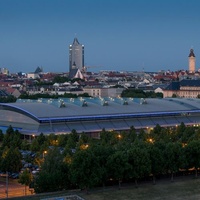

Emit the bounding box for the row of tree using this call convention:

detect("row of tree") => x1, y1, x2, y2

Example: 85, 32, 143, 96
121, 89, 163, 98
0, 95, 17, 103
1, 123, 200, 193
33, 124, 200, 193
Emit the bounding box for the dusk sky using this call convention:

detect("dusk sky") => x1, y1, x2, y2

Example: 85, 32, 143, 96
1, 0, 200, 73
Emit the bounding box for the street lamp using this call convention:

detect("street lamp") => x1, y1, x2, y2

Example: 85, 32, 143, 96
43, 151, 47, 159
117, 134, 122, 139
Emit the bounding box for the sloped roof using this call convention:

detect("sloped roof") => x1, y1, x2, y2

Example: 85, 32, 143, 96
165, 81, 180, 90
164, 79, 200, 91
69, 69, 79, 79
180, 79, 200, 87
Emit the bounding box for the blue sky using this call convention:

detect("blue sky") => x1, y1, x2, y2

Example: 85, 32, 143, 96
0, 0, 200, 73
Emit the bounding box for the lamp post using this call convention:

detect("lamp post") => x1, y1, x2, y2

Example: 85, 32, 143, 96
43, 151, 47, 159
6, 171, 8, 198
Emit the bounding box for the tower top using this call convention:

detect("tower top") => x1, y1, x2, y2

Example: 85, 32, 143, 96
189, 48, 195, 57
73, 37, 80, 45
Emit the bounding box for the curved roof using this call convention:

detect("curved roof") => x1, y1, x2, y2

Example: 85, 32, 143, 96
1, 97, 200, 123
2, 97, 200, 135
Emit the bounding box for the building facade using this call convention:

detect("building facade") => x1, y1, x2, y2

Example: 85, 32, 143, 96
163, 79, 200, 98
83, 87, 124, 98
69, 38, 84, 72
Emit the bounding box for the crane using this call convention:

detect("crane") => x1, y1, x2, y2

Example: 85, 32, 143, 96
82, 65, 102, 73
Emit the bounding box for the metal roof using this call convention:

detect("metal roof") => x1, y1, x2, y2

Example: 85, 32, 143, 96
3, 97, 200, 120
1, 97, 200, 135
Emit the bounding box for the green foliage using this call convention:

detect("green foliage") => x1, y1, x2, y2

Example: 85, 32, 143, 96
1, 121, 200, 193
107, 150, 130, 189
21, 140, 30, 150
18, 168, 33, 195
127, 141, 151, 186
19, 168, 33, 186
0, 95, 17, 103
34, 147, 69, 193
149, 141, 165, 184
184, 140, 200, 177
37, 133, 46, 146
121, 89, 146, 98
1, 126, 22, 149
18, 92, 90, 100
70, 148, 103, 190
172, 93, 177, 98
121, 89, 163, 98
53, 76, 70, 83
57, 134, 68, 147
1, 147, 22, 172
30, 139, 40, 152
0, 130, 4, 142
163, 142, 183, 181
90, 145, 114, 186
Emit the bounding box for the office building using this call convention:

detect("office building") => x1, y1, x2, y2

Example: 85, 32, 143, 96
69, 38, 84, 72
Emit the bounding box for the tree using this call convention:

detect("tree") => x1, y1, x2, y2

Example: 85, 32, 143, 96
121, 126, 137, 143
90, 145, 114, 188
34, 147, 69, 193
172, 93, 177, 98
163, 142, 183, 182
21, 140, 30, 150
149, 141, 165, 184
0, 130, 4, 142
127, 142, 151, 187
18, 169, 33, 195
10, 132, 22, 149
181, 126, 195, 144
1, 147, 22, 172
57, 134, 68, 147
107, 150, 130, 189
37, 133, 46, 146
70, 148, 102, 192
6, 125, 14, 135
184, 140, 200, 178
1, 128, 22, 149
30, 139, 40, 152
47, 133, 58, 146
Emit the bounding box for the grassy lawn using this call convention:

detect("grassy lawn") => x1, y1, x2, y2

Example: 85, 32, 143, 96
80, 176, 200, 200
7, 176, 200, 200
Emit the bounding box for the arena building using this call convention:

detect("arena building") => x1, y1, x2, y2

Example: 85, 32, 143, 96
0, 97, 200, 136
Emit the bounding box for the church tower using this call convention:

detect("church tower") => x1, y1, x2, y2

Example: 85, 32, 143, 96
188, 48, 195, 73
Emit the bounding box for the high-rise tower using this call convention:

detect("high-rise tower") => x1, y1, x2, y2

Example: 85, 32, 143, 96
69, 38, 84, 72
188, 48, 195, 73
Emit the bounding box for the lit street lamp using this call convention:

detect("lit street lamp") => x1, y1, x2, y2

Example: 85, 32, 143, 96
43, 151, 47, 159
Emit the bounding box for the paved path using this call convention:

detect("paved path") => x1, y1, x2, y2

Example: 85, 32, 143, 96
0, 178, 33, 199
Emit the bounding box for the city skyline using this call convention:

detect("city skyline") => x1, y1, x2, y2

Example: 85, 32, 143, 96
0, 0, 200, 73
